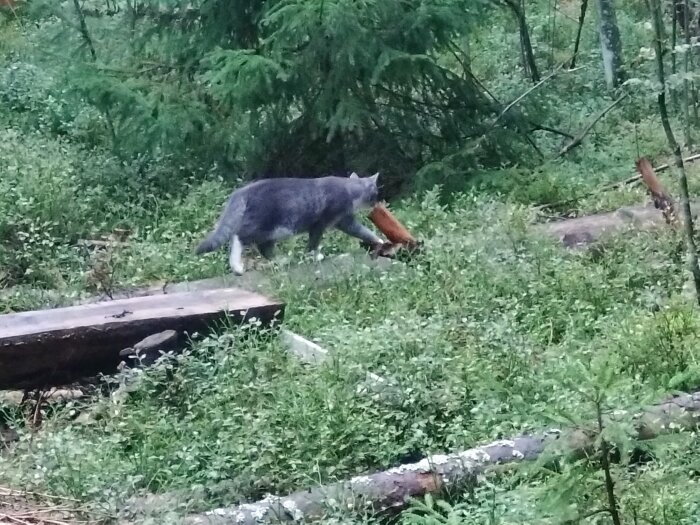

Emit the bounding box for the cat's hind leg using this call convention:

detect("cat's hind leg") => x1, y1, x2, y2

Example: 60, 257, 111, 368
229, 235, 245, 275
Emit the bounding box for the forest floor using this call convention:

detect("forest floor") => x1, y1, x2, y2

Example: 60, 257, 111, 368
5, 2, 700, 524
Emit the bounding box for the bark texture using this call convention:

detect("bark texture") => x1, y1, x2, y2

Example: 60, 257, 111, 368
183, 392, 700, 525
596, 0, 625, 88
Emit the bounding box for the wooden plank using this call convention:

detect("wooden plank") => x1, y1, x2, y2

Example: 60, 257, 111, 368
0, 288, 284, 390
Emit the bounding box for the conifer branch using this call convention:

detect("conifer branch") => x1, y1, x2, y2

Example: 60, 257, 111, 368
71, 0, 118, 152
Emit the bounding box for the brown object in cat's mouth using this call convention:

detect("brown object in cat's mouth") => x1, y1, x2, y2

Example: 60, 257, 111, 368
361, 203, 422, 259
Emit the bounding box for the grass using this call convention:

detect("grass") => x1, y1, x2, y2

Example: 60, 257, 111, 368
4, 188, 700, 523
4, 1, 700, 524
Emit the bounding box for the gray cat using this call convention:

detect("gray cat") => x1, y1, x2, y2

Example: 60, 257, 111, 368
195, 173, 385, 275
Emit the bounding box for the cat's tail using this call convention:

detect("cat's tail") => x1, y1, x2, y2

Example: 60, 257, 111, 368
195, 195, 247, 254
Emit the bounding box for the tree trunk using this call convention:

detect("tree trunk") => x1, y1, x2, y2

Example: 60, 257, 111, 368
596, 0, 625, 88
672, 1, 678, 109
181, 391, 700, 525
503, 0, 541, 81
684, 0, 694, 146
570, 0, 589, 69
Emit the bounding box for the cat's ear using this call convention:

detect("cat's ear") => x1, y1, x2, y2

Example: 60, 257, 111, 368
370, 172, 379, 184
349, 172, 359, 179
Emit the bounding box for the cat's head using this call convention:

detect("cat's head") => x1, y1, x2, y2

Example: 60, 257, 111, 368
349, 172, 380, 207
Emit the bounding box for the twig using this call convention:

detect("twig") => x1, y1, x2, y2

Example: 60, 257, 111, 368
489, 62, 580, 131
0, 514, 33, 525
0, 487, 81, 504
0, 511, 76, 525
446, 54, 571, 146
31, 390, 45, 429
558, 92, 629, 157
531, 123, 575, 139
31, 519, 76, 525
0, 503, 85, 515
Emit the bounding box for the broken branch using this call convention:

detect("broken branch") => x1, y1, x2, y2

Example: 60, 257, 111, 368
558, 93, 629, 157
489, 61, 578, 132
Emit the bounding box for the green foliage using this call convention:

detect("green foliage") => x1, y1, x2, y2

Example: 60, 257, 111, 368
3, 188, 700, 523
0, 124, 229, 292
13, 0, 540, 196
5, 0, 700, 522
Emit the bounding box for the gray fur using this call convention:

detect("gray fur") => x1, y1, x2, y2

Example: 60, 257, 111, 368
195, 173, 384, 274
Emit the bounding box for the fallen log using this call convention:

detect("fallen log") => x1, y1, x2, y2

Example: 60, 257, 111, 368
537, 200, 700, 248
0, 288, 284, 390
183, 391, 700, 525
